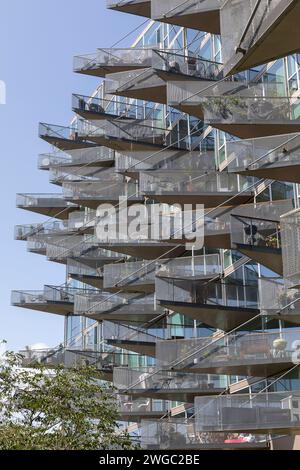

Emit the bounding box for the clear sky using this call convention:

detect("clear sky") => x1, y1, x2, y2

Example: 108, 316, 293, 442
0, 0, 143, 351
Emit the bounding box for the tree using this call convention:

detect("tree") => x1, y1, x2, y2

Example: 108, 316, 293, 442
0, 347, 135, 450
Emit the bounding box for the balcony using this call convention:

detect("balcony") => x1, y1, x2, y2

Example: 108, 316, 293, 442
140, 419, 269, 450
156, 276, 259, 331
39, 147, 115, 169
107, 1, 151, 17
46, 236, 124, 266
14, 221, 69, 241
195, 391, 300, 434
221, 0, 300, 76
11, 285, 76, 316
168, 81, 300, 139
62, 179, 142, 209
140, 171, 254, 207
230, 207, 283, 275
259, 278, 300, 326
114, 367, 226, 402
68, 259, 104, 289
105, 68, 168, 104
72, 94, 160, 124
103, 261, 157, 293
227, 133, 300, 184
16, 194, 78, 220
39, 123, 97, 151
78, 119, 173, 152
156, 254, 221, 281
151, 0, 222, 34
74, 292, 165, 324
74, 48, 154, 77
156, 328, 300, 377
95, 238, 186, 260
281, 208, 300, 289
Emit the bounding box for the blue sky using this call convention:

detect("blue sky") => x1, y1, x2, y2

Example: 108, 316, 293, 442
0, 0, 143, 351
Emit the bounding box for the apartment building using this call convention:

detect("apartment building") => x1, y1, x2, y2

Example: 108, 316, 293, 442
12, 0, 300, 450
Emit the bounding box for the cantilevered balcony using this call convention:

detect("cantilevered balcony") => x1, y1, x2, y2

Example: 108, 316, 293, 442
19, 347, 141, 382
156, 275, 259, 331
63, 179, 142, 209
195, 392, 300, 434
68, 260, 104, 289
39, 123, 97, 151
151, 0, 223, 34
156, 254, 221, 282
156, 329, 300, 377
103, 260, 158, 293
259, 278, 300, 326
107, 0, 151, 17
221, 0, 300, 76
38, 148, 115, 169
78, 119, 175, 152
14, 221, 69, 241
74, 48, 155, 77
74, 292, 165, 324
46, 236, 124, 266
230, 205, 285, 275
167, 81, 300, 139
140, 419, 269, 450
96, 239, 186, 260
140, 171, 254, 207
227, 133, 300, 184
72, 94, 160, 124
114, 367, 226, 402
11, 285, 77, 316
16, 194, 78, 219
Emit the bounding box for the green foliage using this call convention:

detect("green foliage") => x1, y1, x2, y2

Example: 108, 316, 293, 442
0, 347, 134, 450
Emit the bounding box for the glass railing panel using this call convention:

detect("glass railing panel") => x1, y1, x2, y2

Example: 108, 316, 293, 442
16, 193, 74, 208
195, 391, 300, 432
73, 48, 154, 74
105, 69, 163, 95
114, 366, 226, 392
11, 290, 47, 306
156, 254, 221, 280
62, 180, 140, 201
152, 50, 223, 80
118, 396, 169, 414
67, 259, 102, 278
259, 277, 300, 317
231, 213, 281, 249
14, 221, 68, 240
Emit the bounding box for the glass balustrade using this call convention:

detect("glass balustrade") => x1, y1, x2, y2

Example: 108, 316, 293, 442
156, 254, 221, 280
231, 213, 281, 250
103, 261, 158, 289
16, 193, 75, 208
259, 277, 300, 318
62, 180, 140, 202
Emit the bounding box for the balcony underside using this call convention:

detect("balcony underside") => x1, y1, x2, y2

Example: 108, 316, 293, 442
155, 10, 221, 35
64, 197, 143, 210
107, 339, 156, 357
236, 163, 300, 185
120, 410, 167, 422
69, 274, 104, 289
113, 84, 167, 105
105, 282, 155, 294
12, 301, 73, 316
85, 135, 168, 152
86, 310, 160, 324
62, 159, 115, 168
145, 192, 253, 208
202, 123, 300, 140
164, 232, 231, 249
17, 206, 78, 220
40, 136, 95, 151
76, 65, 148, 79
235, 244, 283, 276
225, 1, 300, 76
199, 423, 300, 436
159, 301, 259, 332
180, 359, 294, 378
97, 243, 186, 260
73, 108, 120, 121
108, 1, 151, 17
124, 387, 225, 402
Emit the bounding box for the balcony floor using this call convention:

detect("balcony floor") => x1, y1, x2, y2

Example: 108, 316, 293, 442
236, 162, 300, 185
12, 301, 73, 316
108, 1, 151, 17
96, 243, 186, 260
123, 386, 225, 403
107, 338, 156, 357
146, 192, 253, 208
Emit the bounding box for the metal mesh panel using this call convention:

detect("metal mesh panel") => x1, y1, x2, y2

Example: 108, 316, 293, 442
281, 208, 300, 288
259, 277, 300, 316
